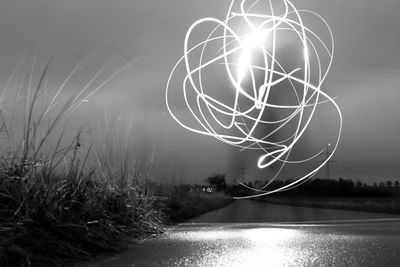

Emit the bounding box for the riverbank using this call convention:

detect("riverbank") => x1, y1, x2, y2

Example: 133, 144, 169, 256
260, 196, 400, 215
0, 179, 232, 267
161, 192, 233, 223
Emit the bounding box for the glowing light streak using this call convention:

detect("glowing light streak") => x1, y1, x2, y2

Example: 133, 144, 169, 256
166, 0, 342, 198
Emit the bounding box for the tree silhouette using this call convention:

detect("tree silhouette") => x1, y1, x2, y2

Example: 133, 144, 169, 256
206, 174, 227, 191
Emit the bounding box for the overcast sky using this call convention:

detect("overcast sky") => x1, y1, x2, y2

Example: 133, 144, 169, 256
0, 0, 399, 183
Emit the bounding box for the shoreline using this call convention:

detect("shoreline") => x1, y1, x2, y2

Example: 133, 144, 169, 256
162, 192, 234, 224
258, 196, 400, 215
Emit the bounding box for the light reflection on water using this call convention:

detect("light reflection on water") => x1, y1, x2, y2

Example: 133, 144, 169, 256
208, 228, 301, 267
169, 199, 400, 267
172, 227, 299, 242
89, 220, 400, 267
170, 227, 305, 267
89, 201, 400, 267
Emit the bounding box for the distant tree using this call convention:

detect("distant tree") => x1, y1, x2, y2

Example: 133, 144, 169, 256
395, 181, 400, 187
356, 181, 362, 187
373, 182, 377, 187
206, 174, 227, 191
386, 180, 393, 187
379, 182, 385, 187
337, 178, 354, 194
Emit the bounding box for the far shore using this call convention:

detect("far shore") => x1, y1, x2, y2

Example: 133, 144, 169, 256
259, 196, 400, 215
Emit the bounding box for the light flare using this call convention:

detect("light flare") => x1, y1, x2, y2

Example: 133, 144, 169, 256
237, 29, 268, 82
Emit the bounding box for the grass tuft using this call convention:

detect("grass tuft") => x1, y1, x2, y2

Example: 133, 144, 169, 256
0, 172, 163, 266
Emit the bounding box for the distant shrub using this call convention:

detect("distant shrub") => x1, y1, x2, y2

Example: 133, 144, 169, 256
206, 174, 227, 192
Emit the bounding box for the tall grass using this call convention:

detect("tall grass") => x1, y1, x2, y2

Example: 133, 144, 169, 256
0, 61, 162, 266
92, 111, 157, 188
0, 56, 234, 266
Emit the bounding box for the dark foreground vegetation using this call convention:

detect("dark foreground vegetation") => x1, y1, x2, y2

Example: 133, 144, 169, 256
0, 172, 231, 267
0, 174, 163, 267
0, 65, 232, 267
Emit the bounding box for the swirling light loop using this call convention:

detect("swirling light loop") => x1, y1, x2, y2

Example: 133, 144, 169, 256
166, 0, 342, 198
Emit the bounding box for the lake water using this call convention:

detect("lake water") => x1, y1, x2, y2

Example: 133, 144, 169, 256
188, 200, 400, 223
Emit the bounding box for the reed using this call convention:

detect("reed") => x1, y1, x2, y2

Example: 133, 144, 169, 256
0, 62, 162, 266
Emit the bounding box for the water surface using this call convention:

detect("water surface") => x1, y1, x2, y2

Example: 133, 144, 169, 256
188, 200, 400, 223
88, 201, 400, 267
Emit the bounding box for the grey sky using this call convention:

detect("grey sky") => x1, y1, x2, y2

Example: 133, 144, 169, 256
0, 0, 399, 183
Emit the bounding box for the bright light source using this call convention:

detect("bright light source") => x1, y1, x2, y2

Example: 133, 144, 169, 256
237, 29, 268, 82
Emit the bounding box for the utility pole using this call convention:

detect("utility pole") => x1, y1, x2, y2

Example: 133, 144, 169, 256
238, 167, 247, 183
322, 144, 335, 179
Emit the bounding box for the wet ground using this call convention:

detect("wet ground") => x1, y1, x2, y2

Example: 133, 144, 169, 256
87, 201, 400, 267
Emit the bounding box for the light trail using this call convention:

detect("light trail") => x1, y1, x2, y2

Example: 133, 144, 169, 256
166, 0, 342, 198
